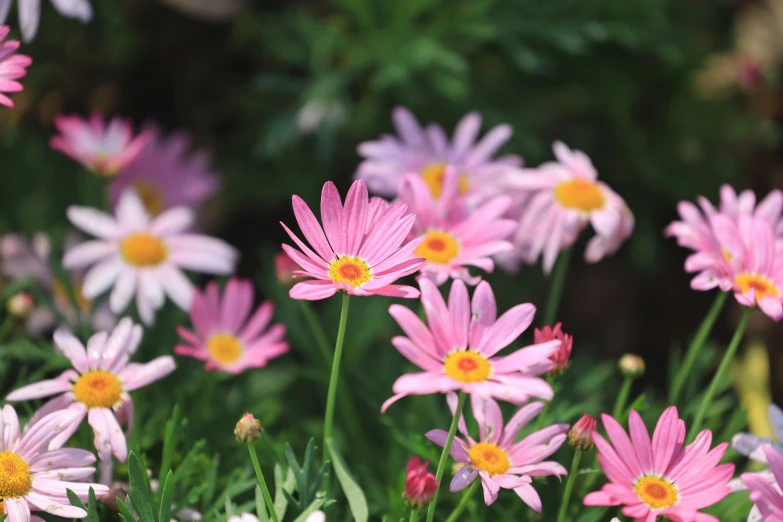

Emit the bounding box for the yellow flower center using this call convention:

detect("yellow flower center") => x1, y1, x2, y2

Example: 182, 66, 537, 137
468, 442, 511, 477
120, 233, 168, 267
53, 278, 91, 311
420, 163, 469, 198
634, 476, 678, 509
133, 181, 166, 216
0, 451, 32, 499
554, 178, 605, 211
72, 370, 123, 409
328, 257, 372, 288
415, 230, 460, 265
443, 351, 491, 383
207, 334, 244, 365
736, 272, 779, 300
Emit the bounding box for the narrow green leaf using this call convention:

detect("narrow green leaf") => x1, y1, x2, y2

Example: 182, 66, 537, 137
325, 439, 368, 522
117, 497, 137, 522
128, 452, 156, 522
255, 485, 269, 522
158, 470, 174, 522
273, 464, 296, 520
86, 487, 101, 522
290, 496, 326, 522
66, 489, 87, 510
159, 406, 180, 491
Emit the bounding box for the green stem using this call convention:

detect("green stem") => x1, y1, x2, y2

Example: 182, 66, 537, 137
543, 248, 572, 326
611, 376, 633, 421
556, 450, 583, 522
409, 508, 420, 522
669, 291, 728, 403
426, 392, 468, 522
297, 300, 333, 365
248, 444, 280, 522
535, 377, 555, 429
322, 292, 351, 463
689, 308, 751, 440
444, 480, 478, 522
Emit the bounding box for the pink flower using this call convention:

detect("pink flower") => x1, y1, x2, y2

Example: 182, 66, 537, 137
569, 414, 597, 451
534, 322, 572, 376
6, 318, 176, 462
109, 125, 220, 216
50, 113, 150, 176
381, 278, 559, 412
403, 456, 438, 508
742, 446, 783, 520
175, 278, 289, 373
584, 407, 734, 521
502, 141, 632, 274
398, 170, 515, 285
426, 394, 568, 509
63, 189, 238, 325
0, 404, 108, 522
0, 1, 92, 42
281, 179, 425, 300
729, 403, 783, 498
356, 107, 521, 201
0, 25, 30, 107
275, 251, 298, 286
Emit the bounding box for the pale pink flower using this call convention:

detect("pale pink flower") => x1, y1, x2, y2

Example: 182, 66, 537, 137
109, 125, 219, 216
381, 278, 559, 412
0, 405, 108, 522
427, 394, 568, 509
6, 318, 176, 462
63, 189, 238, 325
398, 170, 515, 285
281, 179, 425, 300
175, 278, 289, 373
743, 446, 783, 521
728, 403, 783, 498
0, 0, 92, 42
50, 113, 150, 176
584, 407, 734, 522
0, 25, 29, 107
356, 107, 521, 201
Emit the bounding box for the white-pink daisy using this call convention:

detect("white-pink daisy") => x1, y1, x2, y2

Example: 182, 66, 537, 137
0, 0, 92, 42
0, 25, 30, 107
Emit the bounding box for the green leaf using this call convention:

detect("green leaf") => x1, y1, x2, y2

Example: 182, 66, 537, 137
326, 439, 368, 522
66, 489, 87, 510
117, 496, 137, 522
273, 463, 296, 520
255, 485, 269, 522
128, 452, 156, 522
290, 496, 326, 522
86, 487, 101, 522
159, 405, 180, 491
158, 470, 174, 522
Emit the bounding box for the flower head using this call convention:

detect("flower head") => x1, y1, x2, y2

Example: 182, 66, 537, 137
584, 407, 734, 520
618, 354, 645, 378
234, 413, 263, 444
381, 278, 559, 412
742, 445, 783, 520
0, 26, 30, 107
729, 403, 783, 495
6, 318, 176, 462
50, 113, 150, 176
175, 278, 288, 373
281, 180, 425, 300
569, 414, 597, 451
427, 394, 568, 509
403, 456, 438, 508
7, 291, 32, 318
63, 189, 238, 324
534, 323, 572, 376
0, 1, 92, 42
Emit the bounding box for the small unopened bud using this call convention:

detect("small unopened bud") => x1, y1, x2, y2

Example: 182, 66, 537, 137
234, 413, 263, 444
535, 323, 573, 377
569, 414, 597, 451
403, 456, 438, 509
275, 251, 298, 286
7, 292, 33, 318
618, 354, 645, 378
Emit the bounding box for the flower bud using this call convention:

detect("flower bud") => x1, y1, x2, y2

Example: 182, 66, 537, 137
569, 414, 597, 451
275, 251, 298, 286
7, 292, 33, 318
618, 353, 645, 378
234, 413, 263, 444
403, 456, 438, 509
534, 323, 573, 377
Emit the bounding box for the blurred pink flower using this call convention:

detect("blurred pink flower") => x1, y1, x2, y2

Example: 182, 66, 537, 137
281, 180, 425, 300
356, 107, 521, 201
426, 394, 568, 509
534, 322, 572, 376
743, 446, 783, 520
63, 189, 237, 324
6, 318, 176, 462
50, 113, 150, 176
0, 0, 92, 42
110, 125, 220, 216
584, 407, 733, 521
275, 251, 297, 286
403, 456, 438, 509
175, 278, 289, 373
381, 278, 559, 412
0, 25, 30, 107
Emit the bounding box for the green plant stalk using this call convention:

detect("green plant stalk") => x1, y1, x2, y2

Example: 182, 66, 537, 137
248, 445, 280, 522
535, 377, 556, 429
444, 480, 479, 522
297, 300, 333, 365
543, 248, 572, 326
689, 308, 751, 440
322, 292, 351, 463
426, 392, 467, 522
556, 450, 583, 522
611, 376, 633, 421
669, 291, 728, 403
409, 508, 420, 522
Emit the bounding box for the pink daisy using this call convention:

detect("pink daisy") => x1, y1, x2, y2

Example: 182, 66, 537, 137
50, 112, 150, 176
356, 107, 521, 201
398, 170, 515, 285
502, 141, 632, 274
109, 125, 220, 216
175, 278, 289, 373
63, 189, 238, 325
0, 25, 30, 107
426, 393, 568, 508
6, 318, 176, 463
281, 179, 425, 300
0, 404, 108, 522
381, 278, 560, 412
584, 406, 734, 522
0, 0, 92, 42
742, 446, 783, 521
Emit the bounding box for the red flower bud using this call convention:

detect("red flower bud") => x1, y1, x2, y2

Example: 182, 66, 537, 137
534, 322, 573, 376
403, 456, 438, 509
569, 414, 597, 451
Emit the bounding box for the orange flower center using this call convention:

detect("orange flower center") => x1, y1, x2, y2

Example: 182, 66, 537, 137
443, 351, 491, 383
207, 334, 244, 365
328, 257, 372, 288
73, 370, 123, 409
133, 181, 166, 216
0, 451, 32, 499
415, 230, 460, 265
468, 442, 511, 476
420, 163, 469, 198
634, 476, 678, 509
120, 233, 168, 267
736, 272, 779, 300
554, 178, 605, 211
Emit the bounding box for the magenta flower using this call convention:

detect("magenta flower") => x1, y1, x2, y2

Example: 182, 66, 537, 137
50, 113, 150, 176
281, 179, 425, 300
0, 25, 30, 107
109, 125, 220, 216
356, 107, 521, 200
584, 407, 734, 521
0, 1, 92, 42
742, 445, 783, 520
175, 278, 289, 373
534, 322, 573, 376
403, 456, 438, 509
427, 394, 568, 509
398, 170, 515, 285
381, 278, 559, 412
6, 318, 176, 462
